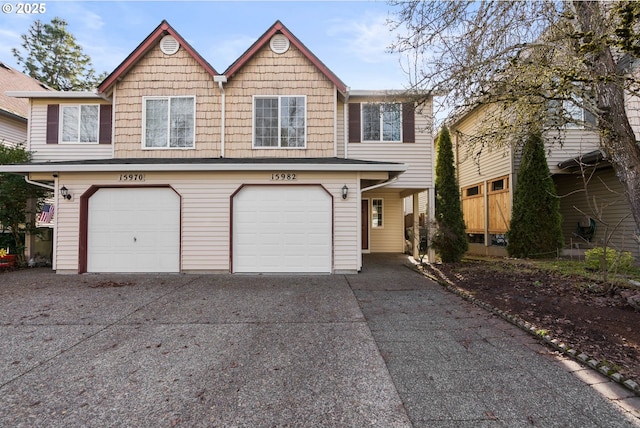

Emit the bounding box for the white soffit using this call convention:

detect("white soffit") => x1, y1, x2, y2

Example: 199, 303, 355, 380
0, 162, 408, 173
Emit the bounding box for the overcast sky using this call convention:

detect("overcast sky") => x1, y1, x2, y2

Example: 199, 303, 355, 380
0, 0, 413, 90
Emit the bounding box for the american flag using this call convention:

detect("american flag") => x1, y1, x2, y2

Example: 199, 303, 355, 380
38, 204, 54, 223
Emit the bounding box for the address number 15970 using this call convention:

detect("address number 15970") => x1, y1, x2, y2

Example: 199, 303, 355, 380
119, 173, 145, 182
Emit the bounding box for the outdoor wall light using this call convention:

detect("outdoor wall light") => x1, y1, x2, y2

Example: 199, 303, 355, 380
342, 185, 349, 200
60, 186, 72, 200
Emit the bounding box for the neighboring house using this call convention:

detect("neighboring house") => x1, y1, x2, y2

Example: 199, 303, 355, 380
0, 61, 53, 262
2, 20, 434, 274
449, 100, 640, 260
0, 61, 50, 145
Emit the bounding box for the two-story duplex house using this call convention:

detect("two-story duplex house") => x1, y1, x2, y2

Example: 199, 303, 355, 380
2, 20, 434, 274
449, 101, 639, 261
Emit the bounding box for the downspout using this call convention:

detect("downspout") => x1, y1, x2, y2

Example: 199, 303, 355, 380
360, 175, 399, 193
344, 88, 350, 159
111, 86, 116, 159
214, 75, 227, 157
25, 176, 55, 191
333, 87, 338, 157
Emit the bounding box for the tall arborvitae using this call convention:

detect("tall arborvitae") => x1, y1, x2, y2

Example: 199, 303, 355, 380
432, 126, 468, 262
507, 131, 563, 258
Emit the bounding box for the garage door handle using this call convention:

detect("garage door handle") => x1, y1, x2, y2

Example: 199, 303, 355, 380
133, 237, 137, 242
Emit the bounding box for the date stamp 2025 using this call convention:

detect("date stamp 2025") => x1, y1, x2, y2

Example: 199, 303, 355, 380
2, 3, 46, 14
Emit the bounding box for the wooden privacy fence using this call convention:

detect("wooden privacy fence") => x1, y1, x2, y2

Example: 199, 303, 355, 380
461, 176, 511, 236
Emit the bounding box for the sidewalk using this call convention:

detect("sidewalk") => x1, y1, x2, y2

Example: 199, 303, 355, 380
349, 254, 640, 427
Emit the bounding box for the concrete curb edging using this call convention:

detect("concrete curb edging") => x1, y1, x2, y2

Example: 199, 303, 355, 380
409, 260, 640, 398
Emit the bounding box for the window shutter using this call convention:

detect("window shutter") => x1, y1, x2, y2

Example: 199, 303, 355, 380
348, 103, 361, 143
99, 105, 112, 144
402, 102, 415, 143
46, 104, 59, 144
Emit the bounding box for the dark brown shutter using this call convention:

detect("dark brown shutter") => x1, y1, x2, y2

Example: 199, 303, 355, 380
348, 103, 361, 143
46, 104, 59, 144
99, 105, 112, 144
402, 102, 415, 143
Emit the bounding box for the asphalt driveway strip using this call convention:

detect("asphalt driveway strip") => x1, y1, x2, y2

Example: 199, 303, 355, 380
0, 269, 408, 427
0, 257, 638, 427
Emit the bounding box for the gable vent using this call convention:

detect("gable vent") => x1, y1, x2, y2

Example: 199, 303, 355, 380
160, 35, 180, 55
270, 34, 290, 54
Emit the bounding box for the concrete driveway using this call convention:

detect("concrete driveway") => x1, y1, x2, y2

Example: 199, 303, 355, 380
0, 255, 638, 427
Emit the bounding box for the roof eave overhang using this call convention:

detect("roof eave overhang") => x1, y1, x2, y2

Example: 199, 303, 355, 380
0, 108, 27, 122
557, 149, 606, 170
97, 20, 219, 94
348, 89, 432, 98
0, 162, 407, 174
6, 90, 106, 100
224, 21, 348, 95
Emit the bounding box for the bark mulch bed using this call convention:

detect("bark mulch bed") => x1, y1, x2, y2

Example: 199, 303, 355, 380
422, 258, 640, 393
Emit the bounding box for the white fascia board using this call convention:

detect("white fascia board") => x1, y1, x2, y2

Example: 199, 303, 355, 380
349, 89, 444, 98
6, 91, 104, 99
0, 162, 408, 174
349, 90, 412, 97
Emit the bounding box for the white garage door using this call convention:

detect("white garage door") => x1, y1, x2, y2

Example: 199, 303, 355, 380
233, 185, 332, 273
87, 187, 180, 273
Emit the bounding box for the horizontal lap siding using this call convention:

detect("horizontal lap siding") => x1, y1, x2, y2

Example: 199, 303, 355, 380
114, 44, 220, 158
54, 171, 359, 272
347, 100, 433, 189
543, 128, 600, 174
29, 99, 113, 162
224, 44, 335, 158
454, 126, 513, 189
364, 189, 404, 253
0, 116, 26, 146
554, 169, 639, 260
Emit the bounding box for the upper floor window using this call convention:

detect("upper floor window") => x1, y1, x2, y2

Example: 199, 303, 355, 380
254, 95, 306, 148
143, 96, 195, 149
549, 96, 596, 129
362, 103, 402, 142
349, 102, 414, 144
61, 105, 99, 143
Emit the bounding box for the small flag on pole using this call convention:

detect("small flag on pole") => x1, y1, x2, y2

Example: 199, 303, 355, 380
38, 204, 54, 223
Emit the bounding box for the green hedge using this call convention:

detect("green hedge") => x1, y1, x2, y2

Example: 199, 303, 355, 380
584, 247, 634, 273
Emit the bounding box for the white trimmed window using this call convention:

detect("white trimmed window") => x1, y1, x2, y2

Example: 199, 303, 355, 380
143, 96, 195, 148
372, 198, 383, 228
60, 105, 99, 143
254, 95, 306, 148
362, 103, 401, 142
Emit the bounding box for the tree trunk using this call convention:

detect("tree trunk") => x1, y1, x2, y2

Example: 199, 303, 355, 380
574, 1, 640, 242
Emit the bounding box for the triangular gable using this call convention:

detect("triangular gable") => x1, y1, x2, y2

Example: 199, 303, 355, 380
98, 20, 218, 94
224, 21, 347, 94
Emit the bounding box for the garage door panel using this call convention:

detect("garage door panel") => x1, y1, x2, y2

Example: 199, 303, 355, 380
233, 185, 332, 273
88, 188, 180, 273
